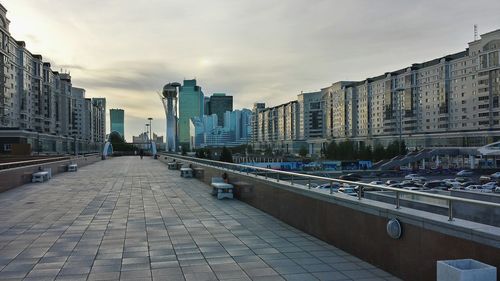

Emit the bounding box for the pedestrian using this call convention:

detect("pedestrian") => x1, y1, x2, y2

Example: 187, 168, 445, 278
139, 148, 144, 159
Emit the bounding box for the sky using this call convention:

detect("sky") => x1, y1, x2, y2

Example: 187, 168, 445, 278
3, 0, 500, 141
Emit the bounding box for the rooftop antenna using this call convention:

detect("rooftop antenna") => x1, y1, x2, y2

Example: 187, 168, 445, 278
474, 24, 478, 41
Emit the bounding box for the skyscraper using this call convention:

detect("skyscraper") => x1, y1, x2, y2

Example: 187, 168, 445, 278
209, 93, 233, 126
110, 109, 125, 139
178, 79, 204, 146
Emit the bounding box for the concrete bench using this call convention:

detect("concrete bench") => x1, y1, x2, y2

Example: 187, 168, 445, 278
32, 171, 49, 183
180, 167, 193, 178
167, 162, 177, 170
67, 164, 78, 172
211, 177, 234, 200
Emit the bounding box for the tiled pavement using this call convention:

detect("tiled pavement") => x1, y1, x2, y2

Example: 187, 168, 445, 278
0, 157, 400, 281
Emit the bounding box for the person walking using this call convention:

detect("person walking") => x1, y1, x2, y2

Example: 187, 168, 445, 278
139, 148, 144, 159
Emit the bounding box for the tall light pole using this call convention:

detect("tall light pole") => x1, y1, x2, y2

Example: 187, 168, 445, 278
145, 123, 150, 150
148, 117, 153, 149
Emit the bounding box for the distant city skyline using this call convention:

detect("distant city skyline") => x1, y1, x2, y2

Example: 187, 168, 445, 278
4, 0, 500, 140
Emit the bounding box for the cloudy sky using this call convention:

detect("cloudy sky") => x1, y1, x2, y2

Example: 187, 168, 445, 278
4, 0, 500, 141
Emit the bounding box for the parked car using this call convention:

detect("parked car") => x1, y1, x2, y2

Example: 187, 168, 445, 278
403, 186, 422, 191
443, 179, 461, 188
479, 175, 492, 184
404, 174, 420, 180
339, 173, 361, 181
369, 181, 384, 185
465, 185, 485, 192
316, 183, 341, 190
495, 186, 500, 193
490, 172, 500, 179
423, 180, 451, 190
410, 176, 427, 182
456, 170, 474, 177
481, 182, 498, 190
306, 183, 318, 189
385, 180, 399, 185
454, 177, 470, 183
460, 181, 476, 187
338, 187, 357, 196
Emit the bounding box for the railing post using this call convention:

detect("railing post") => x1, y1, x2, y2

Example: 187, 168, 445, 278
358, 186, 362, 200
291, 175, 294, 185
330, 181, 333, 194
448, 200, 453, 221
265, 171, 267, 179
277, 173, 279, 182
308, 179, 311, 189
396, 191, 400, 209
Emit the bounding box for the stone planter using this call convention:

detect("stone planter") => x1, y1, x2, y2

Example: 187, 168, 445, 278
437, 259, 496, 281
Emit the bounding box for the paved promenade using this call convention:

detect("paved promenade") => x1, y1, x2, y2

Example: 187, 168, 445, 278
0, 157, 399, 281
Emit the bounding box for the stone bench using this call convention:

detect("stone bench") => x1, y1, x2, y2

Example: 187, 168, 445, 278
211, 177, 234, 200
180, 167, 193, 178
32, 171, 49, 183
67, 164, 78, 172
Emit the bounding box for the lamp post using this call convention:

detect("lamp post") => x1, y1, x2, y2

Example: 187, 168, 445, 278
148, 117, 153, 150
145, 124, 150, 150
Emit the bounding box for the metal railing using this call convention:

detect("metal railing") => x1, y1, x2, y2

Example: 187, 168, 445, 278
0, 153, 101, 170
161, 153, 500, 222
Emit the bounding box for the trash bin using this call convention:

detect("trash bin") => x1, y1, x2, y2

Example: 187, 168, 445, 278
437, 259, 496, 281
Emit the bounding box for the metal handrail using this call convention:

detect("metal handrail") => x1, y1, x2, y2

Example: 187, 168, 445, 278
162, 153, 500, 221
0, 153, 100, 170
0, 156, 71, 170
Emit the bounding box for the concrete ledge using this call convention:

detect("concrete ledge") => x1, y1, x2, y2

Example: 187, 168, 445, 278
162, 157, 500, 281
0, 155, 102, 193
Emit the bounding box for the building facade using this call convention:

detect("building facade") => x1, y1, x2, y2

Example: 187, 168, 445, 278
110, 108, 125, 138
208, 93, 233, 126
178, 79, 204, 146
252, 29, 500, 155
0, 4, 106, 154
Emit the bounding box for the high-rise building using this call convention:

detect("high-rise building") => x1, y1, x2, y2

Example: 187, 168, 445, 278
91, 98, 106, 144
0, 3, 107, 154
178, 79, 204, 146
110, 109, 125, 139
209, 93, 233, 126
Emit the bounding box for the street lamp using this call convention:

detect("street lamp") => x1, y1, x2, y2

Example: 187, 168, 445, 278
145, 124, 150, 139
148, 117, 153, 149
395, 88, 405, 155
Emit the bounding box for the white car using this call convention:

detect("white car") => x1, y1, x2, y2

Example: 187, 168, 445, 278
404, 174, 420, 180
465, 185, 485, 192
443, 179, 461, 188
402, 186, 421, 191
457, 170, 474, 177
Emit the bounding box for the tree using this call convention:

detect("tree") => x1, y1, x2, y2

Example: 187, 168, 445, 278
325, 140, 337, 160
298, 145, 308, 158
181, 145, 188, 155
400, 140, 407, 155
219, 146, 233, 163
373, 143, 385, 162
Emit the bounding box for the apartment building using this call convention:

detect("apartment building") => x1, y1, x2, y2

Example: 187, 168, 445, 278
0, 4, 106, 154
321, 29, 500, 149
252, 29, 500, 155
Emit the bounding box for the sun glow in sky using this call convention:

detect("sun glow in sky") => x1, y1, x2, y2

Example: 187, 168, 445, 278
3, 0, 500, 141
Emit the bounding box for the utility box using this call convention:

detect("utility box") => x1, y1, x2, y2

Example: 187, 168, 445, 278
437, 259, 496, 281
